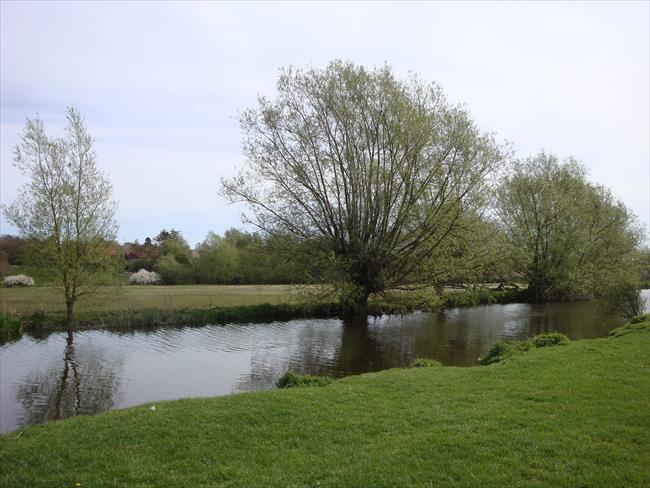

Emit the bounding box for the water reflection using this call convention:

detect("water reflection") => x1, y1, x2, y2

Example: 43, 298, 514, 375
4, 334, 123, 430
1, 292, 647, 433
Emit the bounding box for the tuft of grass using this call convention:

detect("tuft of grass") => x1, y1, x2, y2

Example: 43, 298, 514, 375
609, 316, 650, 338
479, 339, 531, 365
480, 332, 570, 365
0, 313, 22, 342
409, 358, 442, 368
276, 371, 334, 388
530, 332, 570, 348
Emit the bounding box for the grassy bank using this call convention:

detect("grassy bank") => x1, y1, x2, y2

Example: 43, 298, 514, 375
1, 317, 648, 486
0, 285, 523, 336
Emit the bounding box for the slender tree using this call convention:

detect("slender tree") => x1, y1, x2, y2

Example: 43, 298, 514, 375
4, 107, 118, 336
222, 61, 505, 313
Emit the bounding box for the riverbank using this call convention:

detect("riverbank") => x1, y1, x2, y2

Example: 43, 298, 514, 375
1, 316, 648, 486
0, 285, 523, 338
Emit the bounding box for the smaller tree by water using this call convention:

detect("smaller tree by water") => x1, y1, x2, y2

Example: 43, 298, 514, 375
496, 152, 642, 302
3, 107, 118, 335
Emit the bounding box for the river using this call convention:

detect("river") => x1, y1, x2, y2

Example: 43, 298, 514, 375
1, 291, 648, 433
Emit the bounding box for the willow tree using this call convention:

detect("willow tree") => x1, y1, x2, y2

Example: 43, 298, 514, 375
4, 107, 118, 335
496, 152, 642, 303
222, 61, 505, 313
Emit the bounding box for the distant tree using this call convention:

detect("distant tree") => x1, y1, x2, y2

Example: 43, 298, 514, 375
3, 107, 118, 335
222, 61, 505, 313
0, 235, 27, 266
496, 152, 642, 302
194, 232, 239, 284
157, 231, 191, 265
154, 228, 181, 243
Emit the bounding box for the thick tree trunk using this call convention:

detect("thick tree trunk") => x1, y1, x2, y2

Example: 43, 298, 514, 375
525, 277, 548, 303
352, 290, 371, 316
345, 258, 381, 316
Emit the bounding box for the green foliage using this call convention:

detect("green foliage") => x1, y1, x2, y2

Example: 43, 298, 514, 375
275, 371, 333, 388
155, 255, 195, 285
481, 332, 571, 365
376, 287, 443, 313
0, 235, 26, 269
409, 358, 442, 368
531, 332, 570, 348
597, 272, 645, 320
222, 61, 505, 313
126, 258, 156, 272
193, 229, 315, 285
442, 288, 523, 308
2, 108, 118, 327
629, 313, 650, 324
609, 315, 650, 337
479, 340, 530, 365
158, 233, 192, 265
496, 152, 642, 302
0, 313, 22, 332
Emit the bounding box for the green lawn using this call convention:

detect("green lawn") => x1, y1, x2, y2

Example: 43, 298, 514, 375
1, 318, 648, 487
0, 284, 304, 315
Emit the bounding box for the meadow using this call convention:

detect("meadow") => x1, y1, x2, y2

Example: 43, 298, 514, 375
0, 284, 303, 315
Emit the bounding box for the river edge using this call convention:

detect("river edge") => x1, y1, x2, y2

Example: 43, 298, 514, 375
0, 288, 524, 341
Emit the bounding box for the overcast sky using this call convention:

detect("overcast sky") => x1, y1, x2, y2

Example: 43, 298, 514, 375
1, 0, 648, 246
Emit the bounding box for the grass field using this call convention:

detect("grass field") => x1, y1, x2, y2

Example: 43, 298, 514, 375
1, 317, 648, 487
0, 284, 304, 315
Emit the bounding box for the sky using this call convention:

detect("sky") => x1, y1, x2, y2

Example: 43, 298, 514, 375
1, 0, 648, 246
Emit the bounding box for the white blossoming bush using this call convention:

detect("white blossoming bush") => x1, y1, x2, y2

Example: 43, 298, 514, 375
128, 269, 162, 285
3, 274, 35, 287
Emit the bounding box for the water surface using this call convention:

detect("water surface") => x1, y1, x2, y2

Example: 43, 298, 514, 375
1, 292, 647, 433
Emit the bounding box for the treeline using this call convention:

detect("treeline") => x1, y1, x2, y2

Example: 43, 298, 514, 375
2, 155, 649, 305
123, 228, 316, 285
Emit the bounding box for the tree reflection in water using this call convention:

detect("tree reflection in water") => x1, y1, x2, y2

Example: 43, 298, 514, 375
15, 334, 122, 428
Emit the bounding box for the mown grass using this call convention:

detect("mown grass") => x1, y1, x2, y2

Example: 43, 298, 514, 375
0, 284, 303, 315
1, 317, 648, 487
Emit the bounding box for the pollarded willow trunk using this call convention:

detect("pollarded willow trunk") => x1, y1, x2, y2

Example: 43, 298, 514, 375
344, 259, 384, 316
525, 271, 553, 303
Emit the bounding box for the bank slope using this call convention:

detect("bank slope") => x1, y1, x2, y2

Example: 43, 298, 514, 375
1, 320, 649, 487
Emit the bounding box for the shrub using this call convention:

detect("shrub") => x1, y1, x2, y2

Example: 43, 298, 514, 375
276, 371, 333, 388
0, 313, 22, 333
628, 314, 650, 324
480, 340, 531, 365
480, 332, 570, 365
126, 258, 157, 272
609, 315, 650, 337
531, 332, 570, 348
598, 275, 646, 320
128, 269, 162, 285
409, 358, 442, 368
155, 255, 195, 285
2, 274, 35, 287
